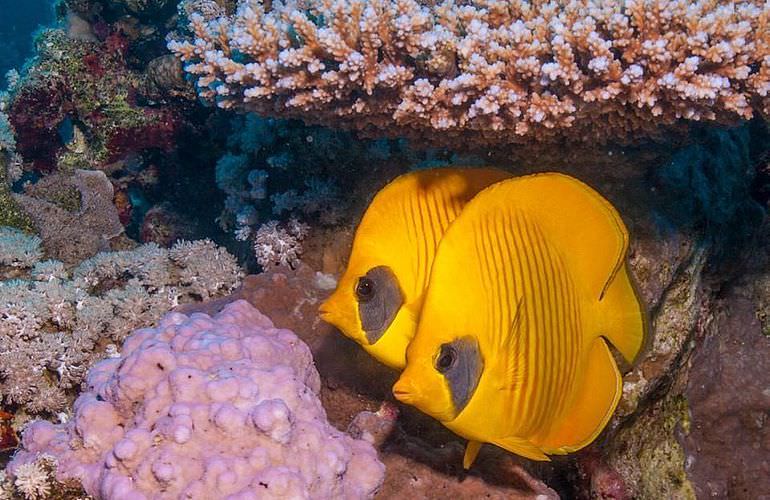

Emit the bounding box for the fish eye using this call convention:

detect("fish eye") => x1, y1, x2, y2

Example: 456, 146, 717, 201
436, 344, 457, 372
355, 277, 375, 302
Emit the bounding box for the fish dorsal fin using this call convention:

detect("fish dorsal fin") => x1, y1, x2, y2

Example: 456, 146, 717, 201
479, 173, 628, 301
537, 337, 621, 454
491, 435, 550, 462
353, 167, 512, 297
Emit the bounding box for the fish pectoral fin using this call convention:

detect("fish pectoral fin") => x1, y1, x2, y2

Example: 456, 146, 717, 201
463, 441, 483, 469
491, 436, 550, 462
539, 337, 622, 454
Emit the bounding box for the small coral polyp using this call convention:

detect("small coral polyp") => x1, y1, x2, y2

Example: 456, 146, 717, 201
7, 300, 385, 499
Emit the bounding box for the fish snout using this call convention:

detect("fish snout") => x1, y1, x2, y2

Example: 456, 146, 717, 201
392, 376, 418, 404
318, 298, 336, 322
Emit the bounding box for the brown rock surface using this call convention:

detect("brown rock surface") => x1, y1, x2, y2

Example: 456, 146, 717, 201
683, 270, 770, 498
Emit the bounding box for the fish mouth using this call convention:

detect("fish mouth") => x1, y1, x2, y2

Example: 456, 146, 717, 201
318, 301, 333, 320
392, 379, 416, 403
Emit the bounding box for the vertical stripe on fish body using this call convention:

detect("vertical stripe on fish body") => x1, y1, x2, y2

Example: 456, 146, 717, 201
394, 172, 646, 462
319, 167, 512, 369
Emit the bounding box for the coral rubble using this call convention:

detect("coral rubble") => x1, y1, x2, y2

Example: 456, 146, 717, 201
171, 0, 770, 146
7, 300, 385, 499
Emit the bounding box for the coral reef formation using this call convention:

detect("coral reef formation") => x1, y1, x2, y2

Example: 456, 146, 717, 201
0, 234, 242, 416
0, 227, 41, 269
681, 221, 770, 498
171, 0, 770, 146
9, 27, 182, 172
253, 218, 309, 268
7, 300, 385, 499
0, 1, 768, 499
0, 105, 32, 232
12, 169, 124, 265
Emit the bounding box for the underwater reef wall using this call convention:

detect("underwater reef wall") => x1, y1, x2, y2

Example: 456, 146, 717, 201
171, 0, 770, 146
5, 300, 385, 499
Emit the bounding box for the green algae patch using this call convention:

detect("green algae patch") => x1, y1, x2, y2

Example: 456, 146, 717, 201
607, 394, 695, 500
0, 157, 34, 232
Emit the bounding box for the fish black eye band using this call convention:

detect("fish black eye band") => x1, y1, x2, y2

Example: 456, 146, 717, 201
439, 336, 484, 416
357, 266, 403, 345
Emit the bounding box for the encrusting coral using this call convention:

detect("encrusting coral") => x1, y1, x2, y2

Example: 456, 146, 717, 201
12, 169, 125, 265
7, 300, 385, 499
170, 0, 770, 146
0, 233, 243, 416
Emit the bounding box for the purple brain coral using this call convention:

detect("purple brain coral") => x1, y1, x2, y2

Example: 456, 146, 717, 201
7, 300, 385, 499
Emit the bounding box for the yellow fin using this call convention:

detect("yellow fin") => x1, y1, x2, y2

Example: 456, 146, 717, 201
463, 441, 483, 469
492, 436, 550, 461
487, 173, 628, 300
598, 263, 648, 364
538, 337, 621, 454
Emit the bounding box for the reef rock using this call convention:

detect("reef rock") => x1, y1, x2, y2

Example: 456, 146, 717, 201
683, 221, 770, 499
7, 300, 384, 499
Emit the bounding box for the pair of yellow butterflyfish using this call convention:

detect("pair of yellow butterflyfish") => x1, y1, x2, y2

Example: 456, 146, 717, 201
319, 168, 646, 468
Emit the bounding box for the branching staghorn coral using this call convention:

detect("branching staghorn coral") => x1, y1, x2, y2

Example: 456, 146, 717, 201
170, 0, 770, 145
0, 236, 242, 416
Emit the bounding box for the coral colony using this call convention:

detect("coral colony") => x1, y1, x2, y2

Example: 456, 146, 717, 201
169, 0, 769, 145
0, 1, 769, 499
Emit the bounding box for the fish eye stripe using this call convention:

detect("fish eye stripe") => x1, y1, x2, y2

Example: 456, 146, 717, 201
440, 336, 484, 416
358, 266, 404, 345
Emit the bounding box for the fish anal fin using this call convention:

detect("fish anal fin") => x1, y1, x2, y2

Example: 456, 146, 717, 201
491, 436, 550, 462
463, 441, 483, 469
539, 337, 621, 454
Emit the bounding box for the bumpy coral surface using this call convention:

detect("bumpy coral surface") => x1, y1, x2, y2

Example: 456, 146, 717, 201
170, 0, 770, 145
7, 300, 385, 499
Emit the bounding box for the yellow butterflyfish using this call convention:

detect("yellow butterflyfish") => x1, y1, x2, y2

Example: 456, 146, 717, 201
392, 173, 646, 467
318, 167, 512, 369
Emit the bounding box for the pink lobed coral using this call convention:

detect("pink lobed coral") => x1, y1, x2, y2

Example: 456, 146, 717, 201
169, 0, 770, 146
7, 300, 384, 499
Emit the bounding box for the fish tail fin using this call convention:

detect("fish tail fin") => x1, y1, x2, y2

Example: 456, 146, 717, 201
538, 337, 621, 454
598, 263, 648, 364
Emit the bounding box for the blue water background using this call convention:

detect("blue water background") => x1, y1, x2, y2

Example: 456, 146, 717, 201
0, 0, 55, 81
